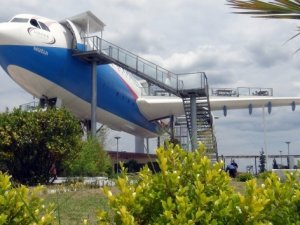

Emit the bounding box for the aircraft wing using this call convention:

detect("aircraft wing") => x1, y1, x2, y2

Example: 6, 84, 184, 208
209, 96, 300, 111
136, 96, 184, 121
137, 96, 300, 121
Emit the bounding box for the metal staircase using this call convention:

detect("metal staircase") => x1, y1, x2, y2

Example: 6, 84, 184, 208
181, 89, 218, 160
72, 36, 218, 159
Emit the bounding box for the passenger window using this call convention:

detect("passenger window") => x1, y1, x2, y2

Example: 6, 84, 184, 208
30, 19, 40, 29
39, 22, 50, 32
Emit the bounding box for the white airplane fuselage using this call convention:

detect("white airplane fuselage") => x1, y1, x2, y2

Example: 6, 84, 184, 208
0, 14, 161, 137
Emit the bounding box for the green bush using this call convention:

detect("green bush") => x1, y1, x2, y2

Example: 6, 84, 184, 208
63, 137, 112, 177
237, 172, 254, 182
0, 172, 56, 225
0, 108, 82, 185
98, 144, 300, 225
257, 171, 272, 180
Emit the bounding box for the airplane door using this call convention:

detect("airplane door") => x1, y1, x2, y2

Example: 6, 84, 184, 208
65, 19, 84, 50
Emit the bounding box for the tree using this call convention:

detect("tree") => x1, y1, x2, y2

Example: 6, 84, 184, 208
63, 137, 112, 177
259, 149, 266, 173
227, 0, 300, 41
0, 108, 82, 185
227, 0, 300, 20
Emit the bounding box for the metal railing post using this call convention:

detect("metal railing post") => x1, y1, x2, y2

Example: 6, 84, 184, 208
109, 46, 112, 57
99, 37, 102, 53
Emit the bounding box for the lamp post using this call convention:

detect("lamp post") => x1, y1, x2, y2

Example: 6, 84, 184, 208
285, 141, 291, 169
115, 136, 121, 175
279, 150, 282, 168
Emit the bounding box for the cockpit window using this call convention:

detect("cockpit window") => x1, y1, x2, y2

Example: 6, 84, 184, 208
30, 19, 40, 29
28, 18, 51, 32
39, 22, 50, 32
11, 18, 29, 23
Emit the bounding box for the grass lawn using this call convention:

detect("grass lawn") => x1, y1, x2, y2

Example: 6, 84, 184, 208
42, 180, 249, 225
230, 180, 246, 194
44, 185, 113, 225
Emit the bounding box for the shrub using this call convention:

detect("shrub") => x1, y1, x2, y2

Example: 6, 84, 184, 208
0, 108, 82, 185
97, 144, 300, 225
237, 172, 254, 182
63, 137, 112, 177
257, 171, 272, 180
0, 172, 56, 225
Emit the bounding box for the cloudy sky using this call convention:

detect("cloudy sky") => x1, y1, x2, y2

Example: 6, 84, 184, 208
0, 0, 300, 170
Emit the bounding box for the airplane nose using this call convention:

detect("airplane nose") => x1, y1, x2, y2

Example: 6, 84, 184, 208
0, 22, 15, 45
0, 23, 7, 44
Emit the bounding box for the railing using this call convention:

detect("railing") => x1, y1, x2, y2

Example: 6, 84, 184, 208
211, 88, 237, 97
78, 36, 184, 92
19, 101, 39, 111
77, 36, 206, 94
211, 87, 273, 97
177, 72, 207, 92
237, 87, 273, 97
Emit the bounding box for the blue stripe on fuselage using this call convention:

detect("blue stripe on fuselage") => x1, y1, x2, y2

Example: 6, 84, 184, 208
0, 45, 158, 133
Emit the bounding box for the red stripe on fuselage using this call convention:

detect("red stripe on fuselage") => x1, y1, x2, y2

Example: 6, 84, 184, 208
114, 70, 138, 100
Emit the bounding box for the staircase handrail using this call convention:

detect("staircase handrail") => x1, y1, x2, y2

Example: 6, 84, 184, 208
79, 35, 185, 93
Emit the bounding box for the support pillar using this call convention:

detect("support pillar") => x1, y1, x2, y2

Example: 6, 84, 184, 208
157, 136, 161, 148
135, 136, 144, 153
170, 115, 174, 141
255, 156, 258, 175
146, 138, 150, 154
262, 106, 268, 170
190, 96, 198, 151
91, 61, 97, 136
